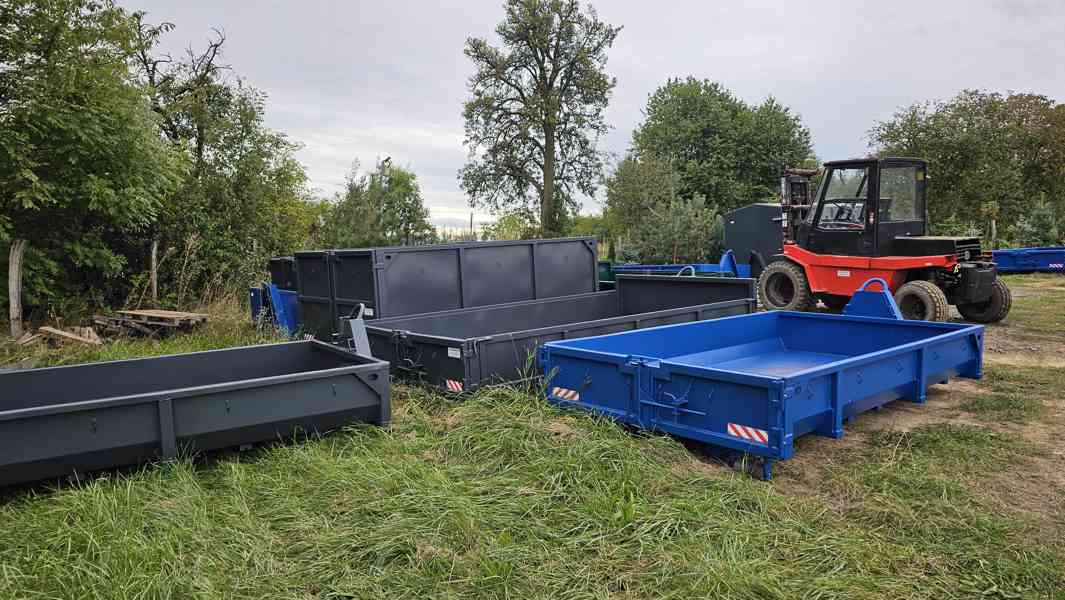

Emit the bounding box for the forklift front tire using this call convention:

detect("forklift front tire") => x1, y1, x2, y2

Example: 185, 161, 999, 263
957, 279, 1012, 323
894, 280, 950, 322
758, 261, 814, 312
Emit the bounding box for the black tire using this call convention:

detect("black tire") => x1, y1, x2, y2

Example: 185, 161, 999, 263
757, 261, 814, 312
957, 279, 1012, 323
820, 295, 850, 311
893, 280, 950, 321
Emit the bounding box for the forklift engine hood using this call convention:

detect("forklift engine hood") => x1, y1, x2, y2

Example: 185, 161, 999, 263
893, 236, 982, 260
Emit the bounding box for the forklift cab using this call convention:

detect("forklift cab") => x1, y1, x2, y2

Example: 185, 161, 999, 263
796, 158, 927, 257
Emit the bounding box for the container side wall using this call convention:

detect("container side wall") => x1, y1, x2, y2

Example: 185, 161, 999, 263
378, 248, 464, 316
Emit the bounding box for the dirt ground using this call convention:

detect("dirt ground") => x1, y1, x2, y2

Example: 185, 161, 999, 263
776, 274, 1065, 530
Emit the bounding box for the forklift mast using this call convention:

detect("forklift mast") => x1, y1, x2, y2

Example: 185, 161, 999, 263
780, 168, 818, 244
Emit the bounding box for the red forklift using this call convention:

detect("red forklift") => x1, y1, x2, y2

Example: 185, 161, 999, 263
756, 157, 1012, 322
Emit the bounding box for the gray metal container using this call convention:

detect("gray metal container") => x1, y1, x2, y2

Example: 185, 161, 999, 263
365, 275, 756, 392
296, 237, 599, 339
268, 256, 298, 291
0, 341, 389, 487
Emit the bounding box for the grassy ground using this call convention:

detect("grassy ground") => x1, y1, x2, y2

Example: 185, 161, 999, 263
1, 279, 1064, 599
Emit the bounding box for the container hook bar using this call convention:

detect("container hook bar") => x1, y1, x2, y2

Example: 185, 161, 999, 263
343, 304, 374, 357
842, 278, 904, 320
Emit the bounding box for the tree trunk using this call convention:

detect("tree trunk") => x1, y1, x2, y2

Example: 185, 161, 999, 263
8, 239, 28, 339
990, 218, 997, 248
149, 239, 159, 303
542, 126, 556, 237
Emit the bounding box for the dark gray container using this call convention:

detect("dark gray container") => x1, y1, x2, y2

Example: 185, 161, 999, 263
0, 341, 390, 487
296, 238, 599, 339
294, 250, 335, 339
268, 256, 298, 291
365, 275, 756, 392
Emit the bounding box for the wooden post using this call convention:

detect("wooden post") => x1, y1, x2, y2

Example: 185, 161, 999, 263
149, 239, 159, 303
8, 239, 28, 339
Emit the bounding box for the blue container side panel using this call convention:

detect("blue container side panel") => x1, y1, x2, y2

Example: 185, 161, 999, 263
545, 354, 639, 424
541, 311, 985, 468
993, 247, 1065, 273
250, 287, 264, 323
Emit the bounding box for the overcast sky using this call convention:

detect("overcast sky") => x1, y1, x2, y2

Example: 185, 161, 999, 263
121, 0, 1065, 229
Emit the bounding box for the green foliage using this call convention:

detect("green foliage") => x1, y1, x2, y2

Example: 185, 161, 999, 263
603, 155, 724, 263
565, 213, 609, 239
627, 197, 723, 264
128, 20, 321, 307
318, 160, 436, 248
1014, 194, 1060, 247
869, 90, 1065, 243
480, 208, 540, 240
0, 0, 184, 316
460, 0, 620, 236
632, 78, 812, 214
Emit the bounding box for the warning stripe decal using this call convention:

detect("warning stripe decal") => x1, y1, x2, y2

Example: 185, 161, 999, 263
445, 379, 464, 393
551, 386, 580, 402
727, 422, 769, 445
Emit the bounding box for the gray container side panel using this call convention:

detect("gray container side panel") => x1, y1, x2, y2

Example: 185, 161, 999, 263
331, 251, 376, 308
377, 247, 464, 317
294, 252, 332, 299
534, 238, 598, 299
462, 243, 537, 306
269, 257, 298, 291
0, 342, 371, 411
377, 298, 754, 389
297, 298, 335, 340
0, 342, 389, 487
368, 292, 618, 338
615, 275, 756, 314
725, 203, 784, 264
468, 299, 754, 388
321, 237, 598, 323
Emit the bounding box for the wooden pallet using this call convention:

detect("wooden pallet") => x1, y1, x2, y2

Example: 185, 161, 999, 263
116, 309, 209, 326
94, 309, 210, 336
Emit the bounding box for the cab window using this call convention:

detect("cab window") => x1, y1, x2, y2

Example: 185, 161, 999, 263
879, 165, 923, 222
816, 166, 868, 230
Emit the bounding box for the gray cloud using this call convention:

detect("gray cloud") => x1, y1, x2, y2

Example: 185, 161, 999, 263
123, 0, 1065, 224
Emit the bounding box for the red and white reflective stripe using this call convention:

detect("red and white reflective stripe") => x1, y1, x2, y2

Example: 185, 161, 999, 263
445, 379, 464, 393
727, 422, 768, 445
551, 386, 580, 401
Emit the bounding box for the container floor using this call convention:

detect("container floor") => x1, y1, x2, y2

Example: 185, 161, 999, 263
670, 348, 848, 377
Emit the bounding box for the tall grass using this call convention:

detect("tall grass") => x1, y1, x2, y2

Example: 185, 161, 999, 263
1, 385, 1061, 599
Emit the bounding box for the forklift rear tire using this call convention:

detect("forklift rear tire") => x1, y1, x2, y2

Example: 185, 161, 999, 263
894, 280, 950, 322
758, 261, 814, 312
957, 279, 1012, 323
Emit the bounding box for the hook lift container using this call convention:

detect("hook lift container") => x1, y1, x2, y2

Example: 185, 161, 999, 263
539, 279, 984, 479
0, 341, 390, 487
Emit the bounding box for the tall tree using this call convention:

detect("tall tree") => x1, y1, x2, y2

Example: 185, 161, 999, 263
460, 0, 620, 236
0, 0, 182, 335
631, 78, 812, 213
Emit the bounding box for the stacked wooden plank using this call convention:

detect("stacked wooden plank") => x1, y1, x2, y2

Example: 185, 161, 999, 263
39, 326, 102, 346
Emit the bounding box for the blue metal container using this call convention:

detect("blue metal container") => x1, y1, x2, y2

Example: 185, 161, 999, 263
992, 246, 1065, 274
612, 250, 752, 278
539, 310, 983, 479
250, 284, 301, 336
